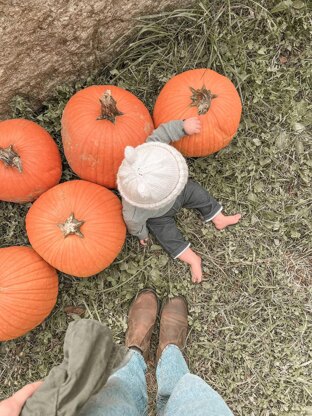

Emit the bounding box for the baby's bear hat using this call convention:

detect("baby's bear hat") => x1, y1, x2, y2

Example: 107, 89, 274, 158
117, 142, 188, 209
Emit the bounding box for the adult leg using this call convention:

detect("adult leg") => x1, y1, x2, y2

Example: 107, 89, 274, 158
79, 350, 147, 416
157, 346, 233, 416
156, 345, 189, 415
155, 297, 189, 415
79, 290, 159, 416
155, 296, 233, 416
163, 372, 234, 416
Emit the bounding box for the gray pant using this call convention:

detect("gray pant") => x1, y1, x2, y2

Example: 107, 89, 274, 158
147, 179, 222, 258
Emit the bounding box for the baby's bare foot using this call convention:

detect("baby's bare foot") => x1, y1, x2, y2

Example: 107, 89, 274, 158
212, 213, 241, 230
177, 247, 202, 283
190, 256, 202, 284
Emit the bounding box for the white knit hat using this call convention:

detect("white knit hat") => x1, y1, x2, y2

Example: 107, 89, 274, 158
117, 142, 188, 209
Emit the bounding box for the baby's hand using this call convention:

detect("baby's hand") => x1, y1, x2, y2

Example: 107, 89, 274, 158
183, 117, 201, 135
140, 238, 149, 246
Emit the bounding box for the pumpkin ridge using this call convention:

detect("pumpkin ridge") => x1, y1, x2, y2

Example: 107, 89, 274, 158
1, 284, 58, 294
0, 312, 31, 331
79, 124, 101, 183
73, 234, 100, 275
0, 263, 56, 286
0, 303, 56, 318
0, 278, 57, 296
211, 102, 235, 137
73, 190, 119, 219
0, 295, 56, 308
0, 308, 50, 331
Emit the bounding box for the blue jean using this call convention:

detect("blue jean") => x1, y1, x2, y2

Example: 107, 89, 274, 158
79, 345, 233, 416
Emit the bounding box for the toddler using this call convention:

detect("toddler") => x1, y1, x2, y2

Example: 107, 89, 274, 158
117, 118, 241, 283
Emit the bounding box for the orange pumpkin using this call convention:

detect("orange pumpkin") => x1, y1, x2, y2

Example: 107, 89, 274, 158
61, 85, 154, 189
0, 119, 62, 202
0, 246, 58, 341
26, 180, 126, 277
153, 68, 242, 157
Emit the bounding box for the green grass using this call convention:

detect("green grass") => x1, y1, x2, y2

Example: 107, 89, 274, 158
0, 1, 311, 415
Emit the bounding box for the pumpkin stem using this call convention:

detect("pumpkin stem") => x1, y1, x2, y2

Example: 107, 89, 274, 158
57, 213, 85, 238
97, 89, 123, 123
190, 86, 217, 115
0, 145, 22, 172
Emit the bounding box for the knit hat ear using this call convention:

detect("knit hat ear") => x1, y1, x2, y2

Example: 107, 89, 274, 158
124, 146, 136, 164
137, 182, 152, 199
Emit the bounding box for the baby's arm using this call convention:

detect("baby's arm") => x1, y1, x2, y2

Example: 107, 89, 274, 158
123, 217, 149, 242
122, 203, 149, 243
147, 117, 200, 144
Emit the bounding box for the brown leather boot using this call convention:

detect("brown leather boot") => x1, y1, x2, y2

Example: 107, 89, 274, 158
125, 289, 159, 360
156, 296, 188, 363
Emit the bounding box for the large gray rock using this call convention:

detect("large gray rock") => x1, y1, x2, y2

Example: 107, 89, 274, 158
0, 0, 192, 118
